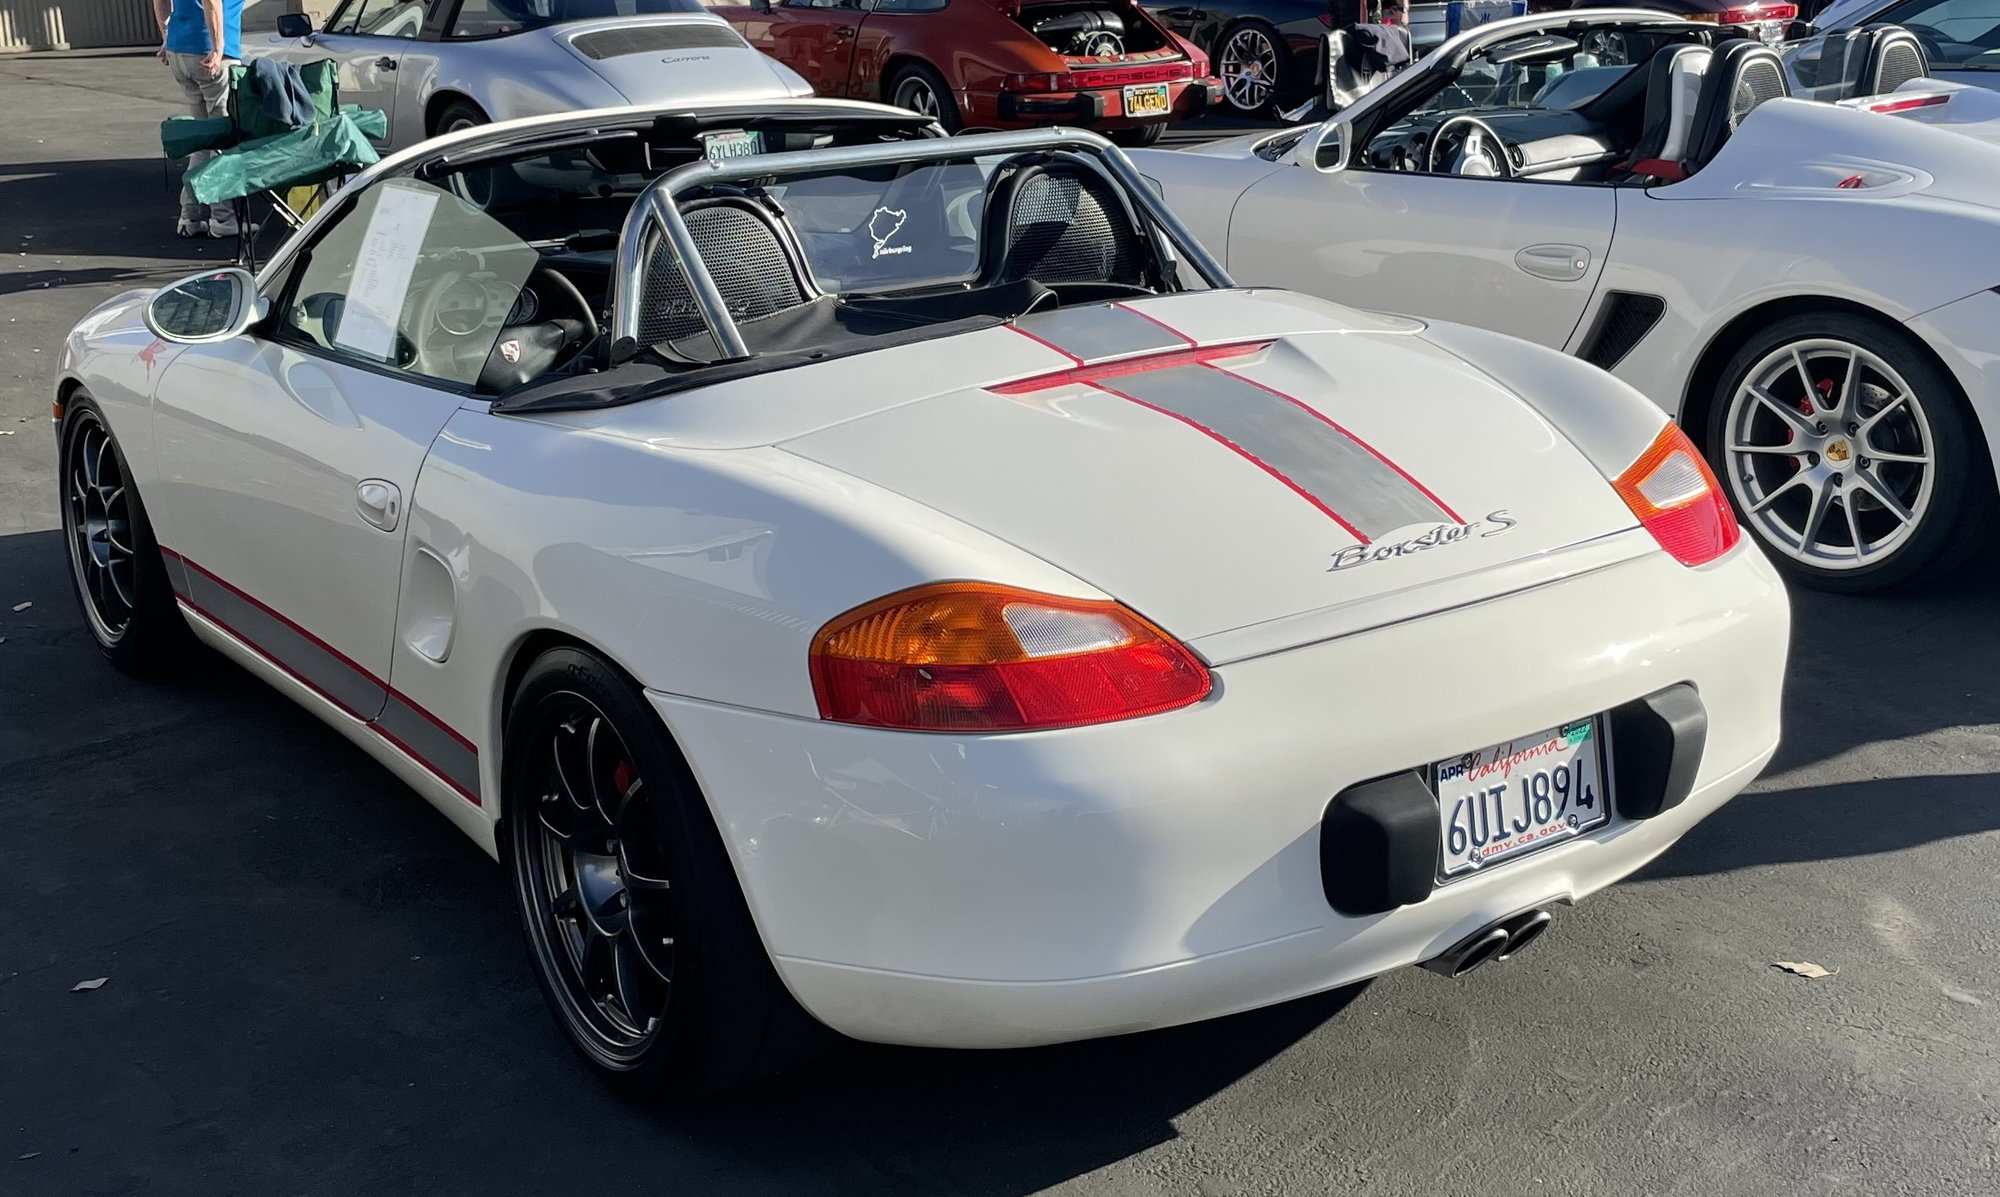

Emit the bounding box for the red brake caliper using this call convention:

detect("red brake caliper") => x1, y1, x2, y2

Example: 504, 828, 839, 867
611, 761, 637, 797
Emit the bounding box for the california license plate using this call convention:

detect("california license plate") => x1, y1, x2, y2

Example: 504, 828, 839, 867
1432, 718, 1609, 878
1123, 82, 1171, 117
701, 129, 763, 164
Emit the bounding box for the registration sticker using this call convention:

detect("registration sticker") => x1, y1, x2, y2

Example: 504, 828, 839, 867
1123, 82, 1171, 117
1432, 717, 1610, 878
701, 129, 763, 164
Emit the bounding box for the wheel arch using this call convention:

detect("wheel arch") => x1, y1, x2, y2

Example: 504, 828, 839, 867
424, 89, 485, 137
878, 52, 939, 104
1678, 294, 1961, 460
491, 625, 653, 826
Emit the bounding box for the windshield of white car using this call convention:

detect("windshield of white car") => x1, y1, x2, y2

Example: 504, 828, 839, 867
1411, 29, 1660, 117
448, 0, 705, 38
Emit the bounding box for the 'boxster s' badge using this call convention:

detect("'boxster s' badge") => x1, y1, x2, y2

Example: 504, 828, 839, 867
1328, 510, 1517, 572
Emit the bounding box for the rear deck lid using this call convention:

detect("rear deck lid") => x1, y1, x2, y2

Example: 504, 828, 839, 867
783, 293, 1643, 646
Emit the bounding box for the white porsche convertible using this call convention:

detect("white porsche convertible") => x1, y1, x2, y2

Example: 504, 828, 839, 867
56, 99, 1786, 1095
1135, 10, 2000, 592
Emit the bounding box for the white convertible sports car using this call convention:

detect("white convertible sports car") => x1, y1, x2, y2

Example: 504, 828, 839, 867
56, 98, 1786, 1095
1135, 10, 2000, 592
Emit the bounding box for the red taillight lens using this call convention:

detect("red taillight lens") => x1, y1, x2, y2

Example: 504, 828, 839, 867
1002, 73, 1064, 94
810, 582, 1212, 732
1715, 3, 1796, 21
1613, 424, 1742, 567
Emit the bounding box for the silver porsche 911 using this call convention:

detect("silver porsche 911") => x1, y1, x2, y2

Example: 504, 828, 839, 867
252, 0, 814, 151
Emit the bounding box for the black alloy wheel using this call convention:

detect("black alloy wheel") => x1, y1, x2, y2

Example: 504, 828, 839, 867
58, 395, 187, 671
505, 646, 824, 1097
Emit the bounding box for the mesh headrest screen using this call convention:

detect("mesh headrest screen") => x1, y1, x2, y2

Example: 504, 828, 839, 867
636, 204, 809, 349
997, 169, 1142, 287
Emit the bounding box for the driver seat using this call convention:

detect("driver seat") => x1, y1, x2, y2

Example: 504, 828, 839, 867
1683, 40, 1790, 174
1623, 44, 1712, 183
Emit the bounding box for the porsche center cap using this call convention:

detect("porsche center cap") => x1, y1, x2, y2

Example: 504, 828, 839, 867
1825, 439, 1852, 464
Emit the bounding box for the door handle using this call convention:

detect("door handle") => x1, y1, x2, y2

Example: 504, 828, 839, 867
834, 25, 856, 36
1514, 244, 1590, 282
356, 479, 402, 532
375, 56, 397, 70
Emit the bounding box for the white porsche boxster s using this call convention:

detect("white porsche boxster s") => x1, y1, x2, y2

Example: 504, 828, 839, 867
56, 99, 1787, 1095
1134, 10, 2000, 593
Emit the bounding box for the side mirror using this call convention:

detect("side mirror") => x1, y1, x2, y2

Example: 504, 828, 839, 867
750, 0, 771, 11
1784, 18, 1814, 39
277, 12, 313, 38
144, 267, 266, 344
1297, 120, 1350, 172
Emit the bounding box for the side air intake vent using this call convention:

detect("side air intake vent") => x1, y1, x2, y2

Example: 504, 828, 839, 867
571, 24, 747, 60
1578, 292, 1665, 370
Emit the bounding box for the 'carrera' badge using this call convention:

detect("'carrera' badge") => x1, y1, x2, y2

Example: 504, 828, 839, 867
1328, 510, 1518, 572
499, 339, 521, 364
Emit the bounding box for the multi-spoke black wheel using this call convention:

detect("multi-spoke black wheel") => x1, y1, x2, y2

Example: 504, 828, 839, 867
505, 646, 824, 1097
57, 395, 186, 671
1707, 312, 1996, 593
516, 693, 677, 1060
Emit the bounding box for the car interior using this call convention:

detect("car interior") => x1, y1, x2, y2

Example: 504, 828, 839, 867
1343, 18, 1928, 185
269, 110, 1189, 409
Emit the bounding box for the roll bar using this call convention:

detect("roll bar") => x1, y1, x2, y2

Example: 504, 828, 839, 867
609, 126, 1234, 361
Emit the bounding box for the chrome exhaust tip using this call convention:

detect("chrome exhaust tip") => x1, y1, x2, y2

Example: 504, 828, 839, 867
1419, 924, 1512, 977
1420, 907, 1554, 978
1495, 908, 1553, 961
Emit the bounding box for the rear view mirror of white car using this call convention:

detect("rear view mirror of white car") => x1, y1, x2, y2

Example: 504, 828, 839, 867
144, 267, 265, 345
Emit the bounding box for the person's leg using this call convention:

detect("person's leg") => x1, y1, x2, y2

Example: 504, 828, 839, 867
192, 58, 236, 231
167, 51, 212, 233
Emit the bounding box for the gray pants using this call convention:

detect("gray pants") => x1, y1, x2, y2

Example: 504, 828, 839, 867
168, 50, 235, 224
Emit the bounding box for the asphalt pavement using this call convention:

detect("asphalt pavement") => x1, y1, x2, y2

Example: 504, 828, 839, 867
3, 51, 1998, 1197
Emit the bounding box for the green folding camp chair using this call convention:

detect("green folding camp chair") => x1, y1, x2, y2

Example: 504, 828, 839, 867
160, 60, 388, 268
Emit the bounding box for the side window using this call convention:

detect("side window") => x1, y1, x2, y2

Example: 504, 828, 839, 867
872, 0, 948, 11
345, 0, 426, 36
325, 0, 363, 33
279, 178, 541, 389
1882, 0, 2000, 64
782, 0, 864, 8
449, 0, 529, 37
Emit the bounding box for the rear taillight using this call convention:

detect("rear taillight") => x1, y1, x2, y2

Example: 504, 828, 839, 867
1612, 424, 1742, 567
810, 582, 1212, 732
1688, 3, 1796, 22
1003, 62, 1192, 94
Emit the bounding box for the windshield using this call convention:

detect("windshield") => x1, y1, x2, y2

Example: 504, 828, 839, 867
449, 0, 704, 38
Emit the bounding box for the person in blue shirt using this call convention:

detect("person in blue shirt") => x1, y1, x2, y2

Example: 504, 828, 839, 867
152, 0, 247, 238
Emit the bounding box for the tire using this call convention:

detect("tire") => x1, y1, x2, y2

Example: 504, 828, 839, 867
57, 394, 190, 674
889, 62, 962, 132
432, 98, 488, 139
504, 646, 825, 1098
1216, 21, 1288, 117
1705, 310, 1997, 593
1109, 122, 1168, 148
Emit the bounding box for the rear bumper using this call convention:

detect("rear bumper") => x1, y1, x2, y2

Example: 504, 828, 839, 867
654, 537, 1789, 1048
981, 79, 1219, 127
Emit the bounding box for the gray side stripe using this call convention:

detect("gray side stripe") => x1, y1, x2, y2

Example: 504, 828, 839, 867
375, 691, 482, 804
1101, 364, 1451, 541
181, 570, 387, 721
1016, 303, 1188, 363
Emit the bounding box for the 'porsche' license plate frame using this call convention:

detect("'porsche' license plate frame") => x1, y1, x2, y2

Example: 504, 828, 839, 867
1430, 717, 1611, 879
1123, 82, 1171, 117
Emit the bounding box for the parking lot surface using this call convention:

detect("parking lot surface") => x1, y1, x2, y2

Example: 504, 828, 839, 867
3, 50, 1998, 1197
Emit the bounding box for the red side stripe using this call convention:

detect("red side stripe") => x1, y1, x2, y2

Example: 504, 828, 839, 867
1111, 301, 1198, 347
161, 546, 481, 805
1203, 362, 1464, 524
1089, 379, 1372, 545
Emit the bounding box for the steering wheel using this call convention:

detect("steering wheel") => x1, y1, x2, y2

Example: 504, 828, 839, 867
527, 264, 598, 343
1427, 115, 1515, 178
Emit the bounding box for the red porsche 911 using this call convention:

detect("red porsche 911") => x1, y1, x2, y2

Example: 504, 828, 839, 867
713, 0, 1221, 144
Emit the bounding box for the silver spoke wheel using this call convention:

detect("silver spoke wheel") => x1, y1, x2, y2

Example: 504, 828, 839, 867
895, 77, 941, 119
62, 411, 138, 645
1220, 26, 1280, 112
1723, 338, 1935, 570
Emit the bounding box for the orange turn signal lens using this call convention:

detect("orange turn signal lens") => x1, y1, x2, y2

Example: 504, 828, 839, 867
809, 582, 1212, 732
1612, 423, 1742, 567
